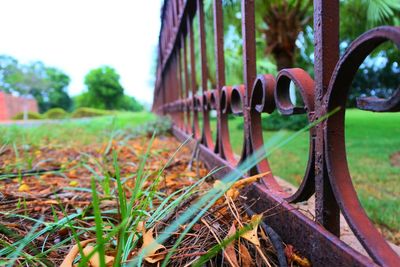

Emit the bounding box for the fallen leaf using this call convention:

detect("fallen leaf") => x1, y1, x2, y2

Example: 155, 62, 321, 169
60, 238, 96, 267
239, 243, 254, 267
67, 169, 78, 179
241, 214, 263, 246
69, 180, 79, 187
285, 244, 311, 267
224, 223, 239, 267
18, 183, 30, 192
43, 199, 59, 205
140, 227, 166, 263
226, 172, 269, 200
82, 245, 114, 267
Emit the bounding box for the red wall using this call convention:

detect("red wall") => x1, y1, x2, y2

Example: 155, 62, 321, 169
0, 91, 39, 120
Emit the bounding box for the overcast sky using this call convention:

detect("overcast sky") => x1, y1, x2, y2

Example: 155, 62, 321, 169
0, 0, 163, 105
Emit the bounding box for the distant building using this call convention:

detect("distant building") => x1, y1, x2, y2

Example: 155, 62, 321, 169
0, 91, 39, 120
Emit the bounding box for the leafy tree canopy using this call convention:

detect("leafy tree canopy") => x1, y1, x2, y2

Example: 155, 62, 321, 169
84, 66, 124, 110
75, 66, 143, 112
0, 55, 72, 112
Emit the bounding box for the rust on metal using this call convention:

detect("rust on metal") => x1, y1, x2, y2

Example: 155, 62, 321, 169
153, 0, 400, 266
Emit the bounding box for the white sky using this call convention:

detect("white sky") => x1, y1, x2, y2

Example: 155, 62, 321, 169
0, 0, 163, 105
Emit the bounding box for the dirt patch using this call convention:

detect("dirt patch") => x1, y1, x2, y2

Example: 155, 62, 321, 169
390, 151, 400, 167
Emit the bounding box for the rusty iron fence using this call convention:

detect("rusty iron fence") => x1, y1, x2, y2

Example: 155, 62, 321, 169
152, 0, 400, 266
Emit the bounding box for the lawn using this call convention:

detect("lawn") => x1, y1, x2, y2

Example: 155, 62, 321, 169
0, 112, 156, 147
212, 109, 400, 237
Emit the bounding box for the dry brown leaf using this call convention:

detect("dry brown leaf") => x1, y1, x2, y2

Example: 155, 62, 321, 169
140, 227, 166, 263
99, 200, 117, 209
239, 243, 254, 267
226, 172, 269, 200
224, 223, 240, 267
60, 238, 96, 267
82, 245, 114, 267
67, 169, 78, 179
43, 199, 59, 205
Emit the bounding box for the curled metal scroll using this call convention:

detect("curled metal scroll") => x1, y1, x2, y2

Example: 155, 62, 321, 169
219, 86, 237, 164
201, 91, 215, 149
274, 68, 316, 202
324, 26, 400, 266
248, 74, 282, 192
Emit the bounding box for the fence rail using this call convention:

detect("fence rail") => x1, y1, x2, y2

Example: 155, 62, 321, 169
153, 0, 400, 266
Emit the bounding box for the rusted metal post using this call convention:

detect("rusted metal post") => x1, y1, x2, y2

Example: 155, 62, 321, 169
241, 0, 256, 161
197, 0, 214, 148
188, 14, 200, 138
213, 0, 226, 155
313, 0, 340, 236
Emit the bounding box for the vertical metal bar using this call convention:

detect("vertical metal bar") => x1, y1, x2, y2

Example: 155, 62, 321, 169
314, 0, 340, 236
198, 0, 208, 94
213, 0, 225, 154
188, 15, 201, 138
197, 0, 214, 148
178, 47, 184, 129
213, 0, 226, 89
241, 0, 256, 160
241, 0, 256, 100
182, 34, 191, 133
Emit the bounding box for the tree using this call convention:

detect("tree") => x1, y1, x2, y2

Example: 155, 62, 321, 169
219, 0, 399, 71
117, 95, 144, 112
0, 55, 72, 112
84, 66, 124, 110
0, 55, 20, 93
45, 68, 72, 111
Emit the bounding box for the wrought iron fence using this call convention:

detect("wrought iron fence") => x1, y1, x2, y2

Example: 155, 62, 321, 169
153, 0, 400, 266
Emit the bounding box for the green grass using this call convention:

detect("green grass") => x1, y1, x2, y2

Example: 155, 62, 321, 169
0, 111, 156, 146
208, 109, 400, 231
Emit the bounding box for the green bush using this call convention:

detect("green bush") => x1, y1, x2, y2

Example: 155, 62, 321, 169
12, 112, 44, 120
71, 107, 112, 118
237, 111, 308, 131
44, 108, 68, 119
263, 112, 308, 131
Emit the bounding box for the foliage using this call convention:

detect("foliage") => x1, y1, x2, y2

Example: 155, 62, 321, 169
263, 112, 308, 131
349, 45, 400, 106
116, 95, 144, 112
84, 66, 124, 110
44, 68, 72, 111
12, 111, 43, 120
74, 66, 144, 112
236, 111, 308, 131
44, 108, 68, 119
0, 55, 72, 112
71, 107, 113, 118
207, 0, 400, 108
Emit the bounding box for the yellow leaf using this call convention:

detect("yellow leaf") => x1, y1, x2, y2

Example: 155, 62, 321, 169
18, 183, 30, 192
69, 181, 79, 187
241, 214, 263, 246
233, 172, 269, 189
